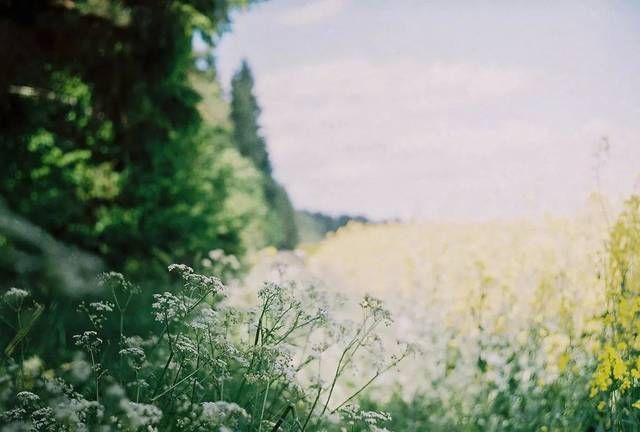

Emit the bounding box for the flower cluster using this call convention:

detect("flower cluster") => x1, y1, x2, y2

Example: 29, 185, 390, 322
0, 264, 406, 432
152, 291, 187, 323
73, 331, 103, 351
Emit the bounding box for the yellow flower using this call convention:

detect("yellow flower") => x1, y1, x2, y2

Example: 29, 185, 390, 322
617, 341, 628, 351
620, 377, 632, 393
612, 355, 627, 380
633, 400, 640, 410
557, 352, 570, 372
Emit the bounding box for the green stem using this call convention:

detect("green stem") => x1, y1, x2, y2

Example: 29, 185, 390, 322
302, 387, 322, 431
270, 404, 294, 432
151, 368, 201, 402
258, 380, 271, 432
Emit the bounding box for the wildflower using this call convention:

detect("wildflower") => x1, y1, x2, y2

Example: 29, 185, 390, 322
558, 353, 570, 372
200, 401, 250, 426
16, 391, 40, 405
31, 407, 55, 429
101, 271, 136, 291
360, 295, 392, 324
188, 306, 217, 330
98, 271, 127, 288
362, 410, 392, 424
633, 400, 640, 410
105, 383, 126, 400
1, 407, 27, 423
53, 397, 103, 428
73, 331, 103, 351
89, 301, 114, 313
3, 287, 29, 303
617, 341, 628, 351
152, 292, 187, 322
119, 347, 146, 370
258, 281, 284, 302
175, 335, 199, 358
64, 358, 92, 382
317, 307, 329, 321
119, 400, 162, 428
612, 354, 627, 380
168, 263, 194, 276
78, 301, 114, 328
23, 356, 43, 376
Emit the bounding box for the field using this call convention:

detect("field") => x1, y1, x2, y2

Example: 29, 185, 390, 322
2, 197, 640, 431
238, 197, 640, 430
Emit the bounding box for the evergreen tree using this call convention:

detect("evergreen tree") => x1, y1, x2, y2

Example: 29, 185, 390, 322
229, 60, 272, 174
229, 61, 299, 249
264, 180, 299, 250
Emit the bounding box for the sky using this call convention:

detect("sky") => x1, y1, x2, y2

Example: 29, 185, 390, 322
215, 0, 640, 221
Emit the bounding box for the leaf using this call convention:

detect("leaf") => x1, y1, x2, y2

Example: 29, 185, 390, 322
5, 303, 45, 357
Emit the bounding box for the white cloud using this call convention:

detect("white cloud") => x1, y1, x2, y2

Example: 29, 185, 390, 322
250, 58, 640, 220
217, 0, 640, 220
277, 0, 348, 26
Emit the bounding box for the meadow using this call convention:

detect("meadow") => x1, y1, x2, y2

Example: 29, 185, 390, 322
225, 195, 640, 431
2, 197, 640, 431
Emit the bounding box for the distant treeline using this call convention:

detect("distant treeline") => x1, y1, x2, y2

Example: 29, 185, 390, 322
295, 210, 369, 243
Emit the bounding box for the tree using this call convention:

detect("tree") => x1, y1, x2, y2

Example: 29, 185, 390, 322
0, 0, 254, 278
264, 180, 299, 249
229, 61, 299, 249
229, 60, 272, 174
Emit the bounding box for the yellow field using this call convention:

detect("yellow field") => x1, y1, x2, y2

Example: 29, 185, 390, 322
238, 198, 640, 429
295, 202, 613, 406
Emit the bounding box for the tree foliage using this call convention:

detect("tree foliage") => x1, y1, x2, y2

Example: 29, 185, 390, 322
295, 210, 369, 244
0, 0, 263, 279
230, 61, 272, 175
229, 60, 299, 249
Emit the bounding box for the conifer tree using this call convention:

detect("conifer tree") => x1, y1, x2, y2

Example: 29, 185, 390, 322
230, 60, 272, 174
229, 61, 299, 249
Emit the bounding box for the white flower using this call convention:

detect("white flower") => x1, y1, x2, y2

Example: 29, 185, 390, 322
73, 331, 103, 351
200, 401, 250, 425
89, 301, 114, 313
119, 400, 162, 428
31, 407, 55, 429
68, 359, 92, 382
3, 287, 29, 303
175, 335, 199, 358
16, 391, 40, 405
119, 347, 146, 370
152, 292, 187, 322
188, 306, 217, 330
